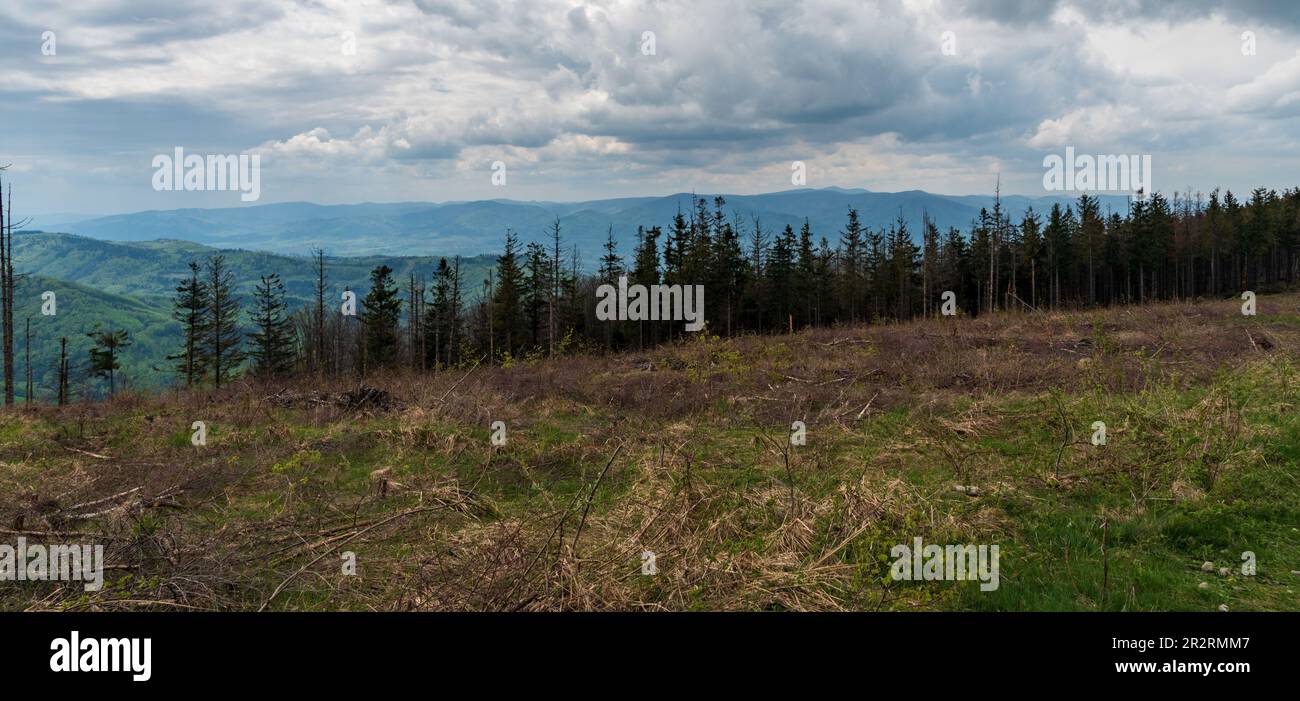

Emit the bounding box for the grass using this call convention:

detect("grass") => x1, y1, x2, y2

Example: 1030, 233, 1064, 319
0, 292, 1297, 611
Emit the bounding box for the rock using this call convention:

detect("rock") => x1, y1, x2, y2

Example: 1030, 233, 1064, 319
954, 485, 967, 493
1218, 604, 1229, 612
1218, 567, 1231, 577
967, 486, 981, 496
1201, 561, 1215, 572
1198, 581, 1210, 590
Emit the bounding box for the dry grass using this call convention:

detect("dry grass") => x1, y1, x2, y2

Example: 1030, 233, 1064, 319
1, 292, 1297, 611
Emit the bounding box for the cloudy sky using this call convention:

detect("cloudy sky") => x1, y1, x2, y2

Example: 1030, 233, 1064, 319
3, 0, 1299, 216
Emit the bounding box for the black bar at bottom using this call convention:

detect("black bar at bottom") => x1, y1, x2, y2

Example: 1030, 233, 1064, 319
1, 612, 1290, 687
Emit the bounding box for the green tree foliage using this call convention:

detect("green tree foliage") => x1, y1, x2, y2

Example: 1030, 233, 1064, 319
360, 264, 402, 371
248, 273, 296, 378
205, 255, 245, 388
17, 183, 1300, 399
490, 231, 527, 358
423, 257, 464, 369
87, 327, 130, 397
167, 260, 209, 387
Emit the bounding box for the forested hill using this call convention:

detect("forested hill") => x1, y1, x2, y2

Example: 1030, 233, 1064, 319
9, 232, 495, 396
13, 232, 494, 308
13, 273, 175, 398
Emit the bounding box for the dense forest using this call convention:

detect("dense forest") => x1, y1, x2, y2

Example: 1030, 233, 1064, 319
5, 179, 1300, 399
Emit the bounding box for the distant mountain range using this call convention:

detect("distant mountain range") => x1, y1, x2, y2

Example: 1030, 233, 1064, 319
45, 188, 1135, 263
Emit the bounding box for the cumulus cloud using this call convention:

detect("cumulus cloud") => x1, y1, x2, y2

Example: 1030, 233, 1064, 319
1, 0, 1297, 214
1226, 50, 1300, 115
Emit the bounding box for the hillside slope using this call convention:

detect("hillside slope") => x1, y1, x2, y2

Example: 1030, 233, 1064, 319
10, 232, 496, 394
0, 293, 1296, 611
14, 273, 177, 397
14, 231, 495, 309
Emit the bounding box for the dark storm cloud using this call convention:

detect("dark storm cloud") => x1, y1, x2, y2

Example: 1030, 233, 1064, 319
2, 0, 1297, 212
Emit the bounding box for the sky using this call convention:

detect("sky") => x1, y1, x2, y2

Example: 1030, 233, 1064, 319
3, 0, 1299, 217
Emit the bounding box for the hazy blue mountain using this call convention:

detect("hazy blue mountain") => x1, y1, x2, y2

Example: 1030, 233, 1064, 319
56, 188, 1134, 264
26, 212, 103, 230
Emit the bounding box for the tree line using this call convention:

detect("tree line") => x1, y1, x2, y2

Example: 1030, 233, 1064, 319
480, 186, 1300, 356
4, 178, 1300, 402
180, 185, 1300, 385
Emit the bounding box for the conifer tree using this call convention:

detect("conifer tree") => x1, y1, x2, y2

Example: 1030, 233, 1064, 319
248, 273, 296, 378
490, 231, 527, 357
838, 208, 865, 323
168, 260, 209, 386
205, 255, 245, 388
87, 328, 130, 397
795, 219, 816, 327
630, 225, 661, 346
767, 224, 796, 332
360, 264, 402, 371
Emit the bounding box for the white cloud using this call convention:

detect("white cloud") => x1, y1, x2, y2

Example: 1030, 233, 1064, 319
1226, 50, 1300, 114
2, 0, 1297, 214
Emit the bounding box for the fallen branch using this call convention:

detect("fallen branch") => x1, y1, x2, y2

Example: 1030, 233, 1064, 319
61, 445, 112, 460
0, 528, 104, 538
855, 392, 881, 421
572, 444, 623, 556
257, 505, 444, 611
63, 487, 142, 514
437, 355, 487, 403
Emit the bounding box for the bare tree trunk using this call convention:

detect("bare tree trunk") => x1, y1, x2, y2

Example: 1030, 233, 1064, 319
24, 317, 31, 405
549, 219, 561, 355
58, 337, 68, 406
2, 181, 15, 405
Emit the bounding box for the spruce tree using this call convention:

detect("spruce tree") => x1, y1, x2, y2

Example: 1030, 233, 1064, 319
490, 232, 527, 357
361, 264, 403, 371
838, 208, 865, 323
168, 260, 209, 386
424, 258, 451, 369
630, 225, 661, 346
599, 227, 623, 284
593, 230, 620, 348
795, 219, 816, 327
1020, 208, 1043, 309
248, 273, 296, 378
767, 224, 796, 332
205, 255, 245, 388
87, 328, 130, 397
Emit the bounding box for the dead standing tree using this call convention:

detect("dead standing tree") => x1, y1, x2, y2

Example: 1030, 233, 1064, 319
313, 248, 326, 374
0, 168, 27, 406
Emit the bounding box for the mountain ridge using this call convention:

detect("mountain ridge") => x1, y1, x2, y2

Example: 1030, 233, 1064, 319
48, 188, 1134, 262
